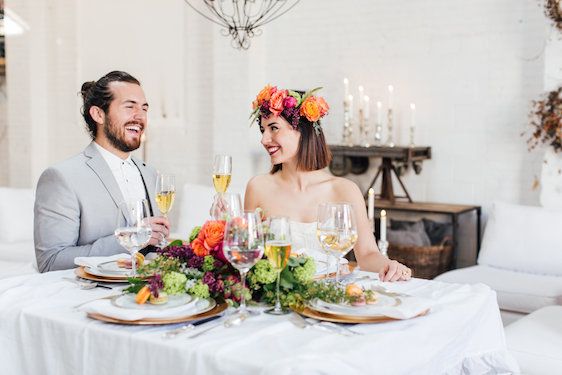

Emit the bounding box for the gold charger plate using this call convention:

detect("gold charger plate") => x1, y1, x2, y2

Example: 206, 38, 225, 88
87, 301, 228, 325
75, 266, 131, 283
298, 305, 429, 324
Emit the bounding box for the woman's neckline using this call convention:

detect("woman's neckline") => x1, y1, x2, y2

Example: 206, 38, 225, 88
289, 220, 317, 226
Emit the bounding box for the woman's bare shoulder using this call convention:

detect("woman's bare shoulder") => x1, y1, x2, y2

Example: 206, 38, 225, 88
246, 173, 275, 189
329, 176, 363, 198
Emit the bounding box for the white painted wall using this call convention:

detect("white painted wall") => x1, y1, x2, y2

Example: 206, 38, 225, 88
2, 0, 556, 226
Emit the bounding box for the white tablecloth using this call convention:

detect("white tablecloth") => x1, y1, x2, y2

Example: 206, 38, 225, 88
0, 270, 519, 375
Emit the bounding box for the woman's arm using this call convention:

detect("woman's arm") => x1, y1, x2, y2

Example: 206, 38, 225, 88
336, 179, 411, 282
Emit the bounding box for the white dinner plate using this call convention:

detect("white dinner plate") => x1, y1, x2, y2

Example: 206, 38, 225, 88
97, 260, 131, 275
85, 265, 130, 279
111, 293, 199, 311
309, 293, 400, 317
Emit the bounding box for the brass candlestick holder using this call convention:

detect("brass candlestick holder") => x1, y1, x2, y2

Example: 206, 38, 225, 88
378, 239, 389, 258
359, 109, 372, 147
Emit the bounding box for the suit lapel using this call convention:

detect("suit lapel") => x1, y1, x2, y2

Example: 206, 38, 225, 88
84, 143, 131, 224
132, 157, 157, 217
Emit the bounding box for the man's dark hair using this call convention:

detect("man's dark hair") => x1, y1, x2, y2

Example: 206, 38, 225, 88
80, 71, 140, 139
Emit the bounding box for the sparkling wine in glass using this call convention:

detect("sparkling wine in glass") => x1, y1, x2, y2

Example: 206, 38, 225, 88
115, 199, 152, 276
155, 173, 175, 247
212, 155, 232, 193
264, 217, 292, 315
223, 211, 264, 322
317, 203, 358, 283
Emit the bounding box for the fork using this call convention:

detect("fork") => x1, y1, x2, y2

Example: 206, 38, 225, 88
289, 313, 362, 336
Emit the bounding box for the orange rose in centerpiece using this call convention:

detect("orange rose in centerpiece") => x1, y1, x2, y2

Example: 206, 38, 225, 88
202, 220, 226, 249
191, 237, 209, 257
300, 97, 321, 122
269, 89, 288, 117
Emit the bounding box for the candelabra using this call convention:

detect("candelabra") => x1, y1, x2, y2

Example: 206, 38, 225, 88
409, 126, 415, 147
341, 100, 354, 146
374, 122, 383, 145
378, 239, 389, 258
358, 109, 372, 147
386, 109, 395, 147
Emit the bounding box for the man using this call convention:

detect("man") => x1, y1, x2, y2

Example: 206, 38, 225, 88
34, 71, 170, 272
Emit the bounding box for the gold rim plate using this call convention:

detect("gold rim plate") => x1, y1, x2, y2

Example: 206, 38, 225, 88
87, 301, 228, 325
313, 263, 356, 280
299, 305, 429, 324
75, 266, 130, 283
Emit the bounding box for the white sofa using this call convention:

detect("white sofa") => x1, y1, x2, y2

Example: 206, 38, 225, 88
0, 187, 38, 278
436, 202, 562, 324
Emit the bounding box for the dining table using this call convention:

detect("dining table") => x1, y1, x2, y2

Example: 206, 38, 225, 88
0, 268, 519, 375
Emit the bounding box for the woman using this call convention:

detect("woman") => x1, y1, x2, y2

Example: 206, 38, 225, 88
244, 85, 411, 282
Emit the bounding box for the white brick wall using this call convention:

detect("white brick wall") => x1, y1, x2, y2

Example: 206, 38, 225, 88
1, 0, 555, 226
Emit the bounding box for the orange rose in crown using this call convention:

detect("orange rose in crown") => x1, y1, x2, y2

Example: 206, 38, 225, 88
191, 220, 226, 260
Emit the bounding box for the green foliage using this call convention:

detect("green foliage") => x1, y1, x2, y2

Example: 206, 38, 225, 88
188, 281, 210, 299
202, 255, 215, 272
123, 277, 147, 294
189, 226, 202, 243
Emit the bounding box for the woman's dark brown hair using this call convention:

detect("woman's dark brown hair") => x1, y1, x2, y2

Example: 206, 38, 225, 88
80, 71, 140, 139
269, 115, 332, 174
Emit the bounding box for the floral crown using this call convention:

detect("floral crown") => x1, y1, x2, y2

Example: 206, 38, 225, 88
250, 85, 330, 134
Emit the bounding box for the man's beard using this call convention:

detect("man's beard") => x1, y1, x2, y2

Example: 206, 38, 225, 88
103, 116, 141, 153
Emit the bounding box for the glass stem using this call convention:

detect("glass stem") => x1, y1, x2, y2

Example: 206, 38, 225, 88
239, 270, 247, 314
274, 270, 282, 312
335, 255, 341, 283
132, 253, 137, 276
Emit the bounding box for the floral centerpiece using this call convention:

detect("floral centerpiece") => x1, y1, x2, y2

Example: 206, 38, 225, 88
125, 219, 374, 310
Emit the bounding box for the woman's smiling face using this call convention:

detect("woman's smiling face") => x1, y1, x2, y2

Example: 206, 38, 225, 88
260, 115, 301, 166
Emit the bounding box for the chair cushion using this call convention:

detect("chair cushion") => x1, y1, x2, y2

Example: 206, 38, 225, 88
505, 306, 562, 374
435, 265, 562, 314
0, 187, 34, 243
477, 202, 562, 276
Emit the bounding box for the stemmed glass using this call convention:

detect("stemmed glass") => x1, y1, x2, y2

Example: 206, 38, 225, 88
114, 199, 152, 276
222, 211, 264, 323
316, 203, 358, 283
211, 155, 232, 219
264, 217, 292, 315
155, 173, 175, 247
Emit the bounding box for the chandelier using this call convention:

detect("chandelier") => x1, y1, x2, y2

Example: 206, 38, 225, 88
183, 0, 301, 50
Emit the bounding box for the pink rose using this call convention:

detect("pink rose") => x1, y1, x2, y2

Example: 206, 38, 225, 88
283, 96, 297, 109
269, 90, 288, 117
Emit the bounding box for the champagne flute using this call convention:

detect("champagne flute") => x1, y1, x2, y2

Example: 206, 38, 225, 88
222, 211, 264, 322
155, 173, 175, 247
317, 203, 358, 283
114, 199, 152, 276
264, 217, 292, 315
212, 155, 232, 194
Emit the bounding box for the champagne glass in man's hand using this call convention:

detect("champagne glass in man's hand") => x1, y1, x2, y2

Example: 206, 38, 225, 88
155, 173, 175, 247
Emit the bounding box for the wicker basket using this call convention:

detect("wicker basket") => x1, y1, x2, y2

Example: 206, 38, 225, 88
387, 240, 453, 279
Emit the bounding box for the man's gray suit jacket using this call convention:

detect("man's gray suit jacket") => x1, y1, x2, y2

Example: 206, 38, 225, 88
34, 142, 158, 272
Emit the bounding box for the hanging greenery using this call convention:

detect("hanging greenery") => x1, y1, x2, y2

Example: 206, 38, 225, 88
526, 86, 562, 153
544, 0, 562, 32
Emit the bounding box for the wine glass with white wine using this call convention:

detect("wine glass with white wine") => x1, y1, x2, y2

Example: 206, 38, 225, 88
155, 173, 175, 247
114, 199, 152, 276
211, 155, 232, 219
264, 217, 292, 315
317, 203, 358, 283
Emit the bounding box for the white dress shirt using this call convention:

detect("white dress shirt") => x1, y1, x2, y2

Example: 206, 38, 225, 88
93, 142, 147, 206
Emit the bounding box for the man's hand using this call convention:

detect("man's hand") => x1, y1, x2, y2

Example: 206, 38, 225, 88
146, 216, 171, 247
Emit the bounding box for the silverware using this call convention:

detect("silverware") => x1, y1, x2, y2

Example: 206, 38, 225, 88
185, 319, 224, 339
162, 324, 195, 339
289, 313, 362, 336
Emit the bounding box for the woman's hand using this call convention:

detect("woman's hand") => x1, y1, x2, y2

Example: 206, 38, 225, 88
379, 259, 412, 282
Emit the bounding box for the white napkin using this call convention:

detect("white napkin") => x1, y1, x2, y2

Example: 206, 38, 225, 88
74, 254, 130, 269
79, 297, 209, 321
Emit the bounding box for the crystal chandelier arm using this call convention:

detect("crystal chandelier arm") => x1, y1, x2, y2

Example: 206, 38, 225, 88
252, 0, 301, 28
183, 0, 227, 27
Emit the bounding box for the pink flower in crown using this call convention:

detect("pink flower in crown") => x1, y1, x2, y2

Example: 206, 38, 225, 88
269, 89, 288, 117
317, 96, 330, 116
283, 96, 297, 109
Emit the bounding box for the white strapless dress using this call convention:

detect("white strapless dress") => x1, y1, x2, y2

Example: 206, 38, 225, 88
288, 221, 347, 274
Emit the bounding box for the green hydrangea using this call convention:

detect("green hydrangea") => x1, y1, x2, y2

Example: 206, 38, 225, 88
249, 260, 277, 285
162, 271, 187, 295
202, 255, 215, 272
293, 257, 316, 283
188, 281, 210, 299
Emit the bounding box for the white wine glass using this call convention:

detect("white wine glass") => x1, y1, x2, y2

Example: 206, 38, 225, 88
264, 217, 292, 315
212, 155, 232, 194
222, 211, 264, 323
317, 203, 358, 283
155, 173, 175, 247
114, 199, 152, 276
